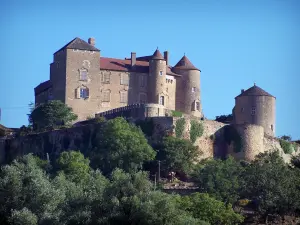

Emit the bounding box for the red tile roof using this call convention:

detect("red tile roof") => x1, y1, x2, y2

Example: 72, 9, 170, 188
100, 57, 181, 77
173, 55, 200, 71
235, 84, 275, 98
151, 49, 164, 60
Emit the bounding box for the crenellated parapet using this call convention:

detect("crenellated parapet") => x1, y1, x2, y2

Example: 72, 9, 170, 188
95, 103, 166, 120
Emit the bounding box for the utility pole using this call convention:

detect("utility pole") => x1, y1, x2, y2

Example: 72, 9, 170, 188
158, 160, 161, 182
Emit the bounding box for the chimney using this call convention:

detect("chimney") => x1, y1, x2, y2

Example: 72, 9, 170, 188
131, 52, 136, 67
88, 37, 95, 46
164, 51, 169, 65
241, 89, 244, 93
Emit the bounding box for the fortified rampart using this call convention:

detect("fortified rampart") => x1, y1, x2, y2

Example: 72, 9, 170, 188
0, 113, 299, 165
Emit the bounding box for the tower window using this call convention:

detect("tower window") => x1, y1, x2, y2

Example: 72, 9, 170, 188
120, 73, 129, 85
271, 124, 273, 131
192, 87, 196, 92
196, 102, 200, 111
80, 88, 89, 98
80, 69, 88, 81
102, 90, 111, 102
159, 96, 165, 105
120, 91, 128, 103
251, 107, 256, 115
159, 71, 163, 76
241, 107, 244, 112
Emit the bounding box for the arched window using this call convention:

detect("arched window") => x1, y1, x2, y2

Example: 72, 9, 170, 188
159, 96, 165, 105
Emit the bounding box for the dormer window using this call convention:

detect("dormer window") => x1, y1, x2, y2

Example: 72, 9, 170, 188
159, 71, 163, 76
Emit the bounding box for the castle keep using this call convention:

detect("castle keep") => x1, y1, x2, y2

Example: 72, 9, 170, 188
34, 37, 203, 121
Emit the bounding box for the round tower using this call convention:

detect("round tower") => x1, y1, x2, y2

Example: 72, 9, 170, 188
148, 49, 167, 106
233, 84, 276, 136
172, 55, 202, 117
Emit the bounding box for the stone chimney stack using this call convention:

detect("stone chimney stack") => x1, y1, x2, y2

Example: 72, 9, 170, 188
164, 51, 169, 65
131, 52, 136, 67
88, 37, 95, 46
241, 89, 244, 93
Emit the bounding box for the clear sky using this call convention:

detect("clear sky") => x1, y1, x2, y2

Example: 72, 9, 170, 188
0, 0, 299, 139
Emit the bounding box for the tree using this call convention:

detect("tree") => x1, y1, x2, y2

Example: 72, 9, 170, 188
56, 151, 90, 183
242, 151, 300, 219
178, 193, 244, 225
191, 156, 244, 204
28, 100, 78, 131
280, 135, 292, 141
157, 136, 200, 175
90, 117, 156, 175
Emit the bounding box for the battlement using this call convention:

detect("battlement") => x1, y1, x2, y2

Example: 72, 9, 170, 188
95, 103, 166, 120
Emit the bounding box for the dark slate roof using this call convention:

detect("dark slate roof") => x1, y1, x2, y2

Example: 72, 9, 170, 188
151, 49, 164, 60
173, 55, 200, 71
54, 37, 100, 54
34, 80, 52, 95
236, 84, 275, 98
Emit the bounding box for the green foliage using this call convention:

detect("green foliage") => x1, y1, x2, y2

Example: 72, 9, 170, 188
242, 151, 300, 216
171, 110, 183, 117
192, 156, 244, 204
215, 114, 233, 123
157, 136, 200, 175
280, 135, 292, 141
57, 151, 90, 183
280, 139, 294, 154
90, 117, 156, 174
178, 193, 244, 225
9, 208, 38, 225
190, 120, 204, 143
175, 118, 186, 138
135, 118, 154, 137
29, 100, 78, 131
224, 125, 243, 153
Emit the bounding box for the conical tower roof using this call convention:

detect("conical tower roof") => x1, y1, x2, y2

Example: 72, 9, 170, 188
151, 49, 164, 60
173, 55, 199, 71
236, 84, 275, 98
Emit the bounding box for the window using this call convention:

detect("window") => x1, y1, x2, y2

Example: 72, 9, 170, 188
139, 93, 147, 103
192, 87, 196, 92
80, 88, 89, 98
271, 124, 273, 131
101, 73, 110, 84
80, 69, 88, 81
196, 102, 200, 111
121, 73, 129, 85
120, 91, 128, 103
251, 107, 256, 115
159, 71, 163, 76
102, 90, 110, 102
241, 107, 244, 112
140, 75, 146, 87
159, 96, 165, 105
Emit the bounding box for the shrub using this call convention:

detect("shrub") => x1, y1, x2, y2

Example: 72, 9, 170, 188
280, 139, 294, 154
190, 120, 204, 143
175, 118, 186, 138
135, 119, 154, 137
171, 110, 183, 117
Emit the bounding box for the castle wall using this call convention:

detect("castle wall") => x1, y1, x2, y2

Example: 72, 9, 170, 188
165, 75, 176, 110
234, 95, 276, 136
50, 50, 67, 103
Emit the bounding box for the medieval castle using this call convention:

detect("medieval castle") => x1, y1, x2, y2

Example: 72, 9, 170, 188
34, 37, 276, 137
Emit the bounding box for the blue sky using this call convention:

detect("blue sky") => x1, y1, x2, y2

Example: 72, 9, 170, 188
0, 0, 299, 139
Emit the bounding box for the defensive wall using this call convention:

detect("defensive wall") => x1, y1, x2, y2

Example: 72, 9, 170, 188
0, 104, 299, 165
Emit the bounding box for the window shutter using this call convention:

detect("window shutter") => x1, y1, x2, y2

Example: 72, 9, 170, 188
76, 88, 81, 99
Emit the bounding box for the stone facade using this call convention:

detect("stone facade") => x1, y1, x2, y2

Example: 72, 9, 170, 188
34, 37, 203, 121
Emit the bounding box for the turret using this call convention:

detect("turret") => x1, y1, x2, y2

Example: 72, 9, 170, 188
172, 55, 202, 117
148, 49, 167, 106
233, 84, 276, 136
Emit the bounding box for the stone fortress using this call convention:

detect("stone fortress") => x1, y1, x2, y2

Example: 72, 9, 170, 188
29, 37, 297, 162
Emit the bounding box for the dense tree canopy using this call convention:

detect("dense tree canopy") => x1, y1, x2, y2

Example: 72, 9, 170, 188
28, 100, 78, 131
89, 117, 156, 175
